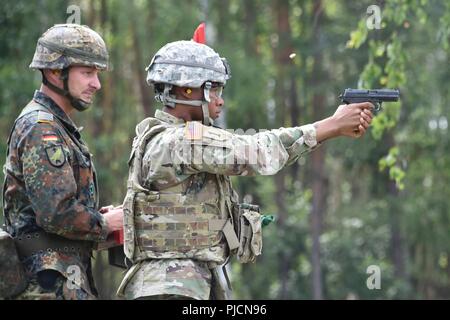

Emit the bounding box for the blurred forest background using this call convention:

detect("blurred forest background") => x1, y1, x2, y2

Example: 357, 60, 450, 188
1, 0, 449, 299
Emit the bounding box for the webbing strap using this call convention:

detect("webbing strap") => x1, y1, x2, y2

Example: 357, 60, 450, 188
135, 218, 239, 251
220, 220, 240, 250
209, 218, 240, 251
128, 123, 167, 193
14, 230, 92, 258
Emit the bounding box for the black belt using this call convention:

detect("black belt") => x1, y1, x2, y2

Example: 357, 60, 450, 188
14, 230, 93, 258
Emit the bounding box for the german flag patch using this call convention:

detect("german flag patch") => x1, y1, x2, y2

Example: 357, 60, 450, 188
42, 134, 59, 142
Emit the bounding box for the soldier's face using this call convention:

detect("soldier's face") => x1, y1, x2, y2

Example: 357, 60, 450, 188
68, 66, 102, 104
186, 87, 224, 120
207, 86, 224, 120
177, 86, 224, 121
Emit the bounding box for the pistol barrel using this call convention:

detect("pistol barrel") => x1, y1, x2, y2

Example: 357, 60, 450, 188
340, 89, 400, 103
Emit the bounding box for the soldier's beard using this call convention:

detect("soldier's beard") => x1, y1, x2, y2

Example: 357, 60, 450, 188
70, 95, 91, 111
69, 90, 95, 111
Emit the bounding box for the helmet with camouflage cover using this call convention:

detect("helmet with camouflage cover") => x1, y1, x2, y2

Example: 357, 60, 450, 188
30, 23, 109, 71
146, 40, 231, 125
30, 24, 109, 111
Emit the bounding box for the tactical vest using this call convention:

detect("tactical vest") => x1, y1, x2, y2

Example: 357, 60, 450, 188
123, 117, 240, 264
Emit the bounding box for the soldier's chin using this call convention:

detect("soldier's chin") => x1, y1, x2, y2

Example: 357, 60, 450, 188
80, 93, 95, 103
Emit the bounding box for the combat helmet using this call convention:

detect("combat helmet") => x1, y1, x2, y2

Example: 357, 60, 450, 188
146, 40, 231, 125
30, 24, 109, 111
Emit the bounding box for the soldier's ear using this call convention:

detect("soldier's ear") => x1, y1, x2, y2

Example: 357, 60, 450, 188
43, 69, 61, 82
43, 69, 61, 83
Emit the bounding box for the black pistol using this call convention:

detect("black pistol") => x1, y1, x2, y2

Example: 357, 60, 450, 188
339, 88, 400, 113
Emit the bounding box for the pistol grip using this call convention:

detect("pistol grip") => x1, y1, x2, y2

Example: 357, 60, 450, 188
373, 102, 382, 114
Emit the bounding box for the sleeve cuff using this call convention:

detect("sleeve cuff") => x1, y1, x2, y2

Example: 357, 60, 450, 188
97, 213, 110, 242
284, 124, 321, 165
299, 124, 318, 148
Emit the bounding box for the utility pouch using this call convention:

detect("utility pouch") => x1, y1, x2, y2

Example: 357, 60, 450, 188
0, 229, 28, 298
232, 204, 263, 263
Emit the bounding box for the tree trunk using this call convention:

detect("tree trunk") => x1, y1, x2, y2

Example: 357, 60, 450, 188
386, 133, 407, 282
310, 142, 326, 300
129, 0, 153, 117
243, 0, 257, 55
272, 0, 294, 299
216, 0, 230, 44
289, 71, 301, 179
309, 0, 326, 300
274, 172, 291, 298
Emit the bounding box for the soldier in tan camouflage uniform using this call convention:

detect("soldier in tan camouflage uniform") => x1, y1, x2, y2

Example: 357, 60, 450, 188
1, 24, 123, 300
117, 40, 373, 300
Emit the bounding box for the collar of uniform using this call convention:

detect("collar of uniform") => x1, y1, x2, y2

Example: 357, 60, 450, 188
33, 90, 79, 134
154, 109, 186, 125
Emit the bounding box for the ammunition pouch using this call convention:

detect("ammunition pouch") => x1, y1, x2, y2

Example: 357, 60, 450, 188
0, 229, 27, 298
232, 203, 263, 263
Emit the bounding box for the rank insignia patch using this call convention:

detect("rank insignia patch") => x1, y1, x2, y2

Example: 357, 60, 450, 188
45, 145, 66, 167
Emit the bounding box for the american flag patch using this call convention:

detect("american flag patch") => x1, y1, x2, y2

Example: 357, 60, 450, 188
184, 121, 203, 140
42, 134, 59, 142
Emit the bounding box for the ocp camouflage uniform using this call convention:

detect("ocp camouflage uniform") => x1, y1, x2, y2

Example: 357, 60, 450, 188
117, 109, 318, 300
116, 40, 319, 300
2, 91, 109, 299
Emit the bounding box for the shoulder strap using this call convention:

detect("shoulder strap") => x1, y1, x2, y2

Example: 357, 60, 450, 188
127, 120, 168, 193
17, 104, 50, 120
6, 103, 51, 148
123, 119, 168, 262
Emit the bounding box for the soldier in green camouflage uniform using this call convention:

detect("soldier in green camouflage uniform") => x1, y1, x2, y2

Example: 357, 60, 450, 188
117, 40, 373, 300
1, 24, 123, 300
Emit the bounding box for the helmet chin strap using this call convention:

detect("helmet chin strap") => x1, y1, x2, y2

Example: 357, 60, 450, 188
201, 101, 210, 126
201, 82, 212, 126
41, 68, 91, 112
156, 84, 203, 107
157, 82, 212, 126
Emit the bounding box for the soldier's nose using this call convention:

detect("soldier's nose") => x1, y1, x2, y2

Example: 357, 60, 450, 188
216, 96, 224, 107
91, 73, 101, 90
